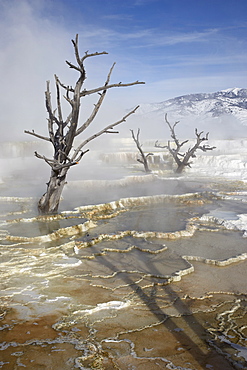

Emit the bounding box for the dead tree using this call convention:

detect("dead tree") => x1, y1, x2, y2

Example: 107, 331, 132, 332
25, 34, 145, 214
155, 113, 216, 174
130, 128, 153, 173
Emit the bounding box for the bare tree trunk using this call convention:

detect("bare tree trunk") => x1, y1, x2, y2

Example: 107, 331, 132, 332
38, 168, 68, 214
175, 163, 186, 174
142, 159, 151, 173
130, 128, 153, 173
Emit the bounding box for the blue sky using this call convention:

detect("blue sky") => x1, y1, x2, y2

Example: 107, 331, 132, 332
1, 0, 247, 140
39, 0, 247, 99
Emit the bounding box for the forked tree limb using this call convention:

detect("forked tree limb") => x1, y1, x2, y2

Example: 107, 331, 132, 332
34, 149, 89, 171
155, 114, 216, 173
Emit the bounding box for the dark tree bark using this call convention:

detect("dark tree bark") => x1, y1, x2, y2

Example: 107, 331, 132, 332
155, 114, 216, 173
130, 128, 153, 173
25, 34, 145, 214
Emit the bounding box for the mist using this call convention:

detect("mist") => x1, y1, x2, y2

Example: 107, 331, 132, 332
0, 1, 144, 144
1, 0, 247, 205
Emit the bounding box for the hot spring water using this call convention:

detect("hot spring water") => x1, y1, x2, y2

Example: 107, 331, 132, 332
0, 140, 247, 369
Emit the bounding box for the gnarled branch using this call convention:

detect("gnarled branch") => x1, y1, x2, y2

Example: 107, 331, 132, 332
156, 114, 216, 173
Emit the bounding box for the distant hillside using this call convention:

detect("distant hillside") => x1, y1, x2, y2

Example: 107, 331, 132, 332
136, 88, 247, 139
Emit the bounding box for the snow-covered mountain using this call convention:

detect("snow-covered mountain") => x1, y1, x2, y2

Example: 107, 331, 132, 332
138, 88, 247, 122
136, 88, 247, 139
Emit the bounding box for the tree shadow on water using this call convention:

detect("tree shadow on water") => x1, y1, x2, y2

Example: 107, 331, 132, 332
87, 244, 238, 370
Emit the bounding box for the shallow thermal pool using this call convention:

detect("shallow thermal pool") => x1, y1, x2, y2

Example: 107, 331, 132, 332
0, 147, 247, 369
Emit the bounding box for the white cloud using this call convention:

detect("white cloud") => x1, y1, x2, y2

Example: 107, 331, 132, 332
141, 28, 219, 47
146, 53, 247, 72
76, 26, 219, 49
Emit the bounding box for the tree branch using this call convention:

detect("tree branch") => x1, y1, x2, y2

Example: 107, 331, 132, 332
34, 150, 89, 171
55, 75, 63, 123
34, 151, 56, 166
81, 50, 108, 63
72, 106, 140, 161
75, 63, 116, 136
56, 76, 75, 94
155, 140, 167, 149
24, 130, 50, 142
80, 80, 145, 97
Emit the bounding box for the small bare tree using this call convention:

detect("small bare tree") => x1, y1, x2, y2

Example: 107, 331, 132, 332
130, 128, 153, 173
155, 114, 216, 173
25, 35, 144, 214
